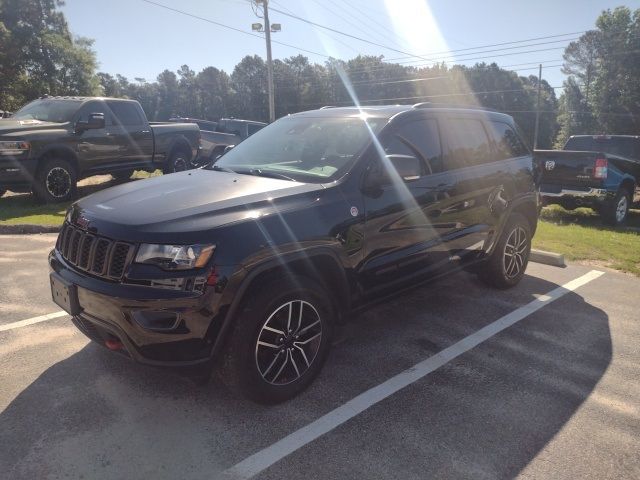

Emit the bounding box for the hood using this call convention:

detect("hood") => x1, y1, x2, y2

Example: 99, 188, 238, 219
0, 118, 66, 136
72, 169, 324, 242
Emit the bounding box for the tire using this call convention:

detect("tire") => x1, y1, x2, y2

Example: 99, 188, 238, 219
163, 147, 190, 174
478, 213, 531, 289
601, 188, 631, 226
111, 169, 134, 181
218, 276, 334, 404
33, 157, 77, 203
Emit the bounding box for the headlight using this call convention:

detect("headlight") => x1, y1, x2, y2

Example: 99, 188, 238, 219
135, 244, 215, 270
0, 140, 30, 156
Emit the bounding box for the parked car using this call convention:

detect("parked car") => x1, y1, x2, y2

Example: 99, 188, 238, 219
0, 96, 200, 202
536, 135, 640, 225
171, 116, 267, 163
49, 104, 539, 403
0, 110, 12, 118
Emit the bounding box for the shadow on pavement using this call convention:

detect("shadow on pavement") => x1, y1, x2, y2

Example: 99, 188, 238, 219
0, 272, 611, 479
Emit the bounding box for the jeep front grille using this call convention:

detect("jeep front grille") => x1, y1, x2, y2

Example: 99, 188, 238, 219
56, 223, 134, 280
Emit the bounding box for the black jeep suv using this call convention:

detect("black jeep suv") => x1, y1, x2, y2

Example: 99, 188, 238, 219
49, 104, 538, 403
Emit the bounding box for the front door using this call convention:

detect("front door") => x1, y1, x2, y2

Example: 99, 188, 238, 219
74, 101, 122, 172
360, 116, 458, 293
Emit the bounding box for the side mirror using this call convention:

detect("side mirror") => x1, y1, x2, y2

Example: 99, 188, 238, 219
363, 154, 421, 193
76, 113, 105, 132
388, 154, 421, 181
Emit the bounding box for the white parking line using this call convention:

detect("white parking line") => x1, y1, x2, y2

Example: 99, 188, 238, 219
0, 310, 68, 332
223, 269, 605, 480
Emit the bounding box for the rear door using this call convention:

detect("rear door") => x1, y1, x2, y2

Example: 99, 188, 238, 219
106, 101, 154, 166
437, 116, 513, 259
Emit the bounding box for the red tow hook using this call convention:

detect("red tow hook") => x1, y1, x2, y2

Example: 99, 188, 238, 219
105, 338, 123, 350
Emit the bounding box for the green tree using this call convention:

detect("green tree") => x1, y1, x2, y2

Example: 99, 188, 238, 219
0, 0, 100, 110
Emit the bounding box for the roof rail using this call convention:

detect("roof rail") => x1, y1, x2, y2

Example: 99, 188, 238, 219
412, 102, 499, 113
319, 105, 338, 109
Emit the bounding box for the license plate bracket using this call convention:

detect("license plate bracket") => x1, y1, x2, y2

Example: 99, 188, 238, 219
50, 273, 80, 316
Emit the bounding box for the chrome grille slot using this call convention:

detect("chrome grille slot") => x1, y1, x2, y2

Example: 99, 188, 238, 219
55, 223, 133, 281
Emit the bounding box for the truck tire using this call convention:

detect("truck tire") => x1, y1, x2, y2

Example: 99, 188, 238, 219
478, 213, 531, 289
111, 169, 134, 181
601, 188, 631, 226
33, 157, 77, 204
163, 147, 190, 174
218, 276, 334, 404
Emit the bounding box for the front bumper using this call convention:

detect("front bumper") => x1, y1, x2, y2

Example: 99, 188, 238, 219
0, 155, 38, 189
49, 249, 229, 367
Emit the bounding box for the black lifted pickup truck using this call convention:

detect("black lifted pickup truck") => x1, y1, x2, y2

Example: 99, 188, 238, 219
0, 96, 200, 202
537, 135, 640, 225
49, 104, 539, 403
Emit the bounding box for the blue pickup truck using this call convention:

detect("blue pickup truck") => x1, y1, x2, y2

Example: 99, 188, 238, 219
536, 135, 640, 225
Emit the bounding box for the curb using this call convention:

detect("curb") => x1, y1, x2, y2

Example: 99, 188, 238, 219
530, 249, 566, 268
0, 224, 61, 235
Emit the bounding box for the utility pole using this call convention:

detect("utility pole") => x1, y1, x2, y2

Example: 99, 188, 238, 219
252, 1, 279, 122
533, 63, 542, 149
263, 1, 275, 122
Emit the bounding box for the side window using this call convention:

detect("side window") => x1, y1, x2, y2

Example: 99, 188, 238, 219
383, 118, 443, 174
107, 102, 144, 126
76, 102, 110, 125
247, 123, 264, 136
488, 121, 529, 159
441, 118, 492, 170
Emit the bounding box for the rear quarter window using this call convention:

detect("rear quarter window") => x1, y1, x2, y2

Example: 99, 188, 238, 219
487, 121, 529, 159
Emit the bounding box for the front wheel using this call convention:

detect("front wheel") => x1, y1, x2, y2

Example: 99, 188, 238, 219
601, 188, 631, 226
218, 276, 334, 404
478, 213, 531, 289
163, 148, 190, 174
33, 158, 77, 203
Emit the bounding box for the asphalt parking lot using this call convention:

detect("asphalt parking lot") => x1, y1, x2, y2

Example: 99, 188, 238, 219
1, 234, 639, 480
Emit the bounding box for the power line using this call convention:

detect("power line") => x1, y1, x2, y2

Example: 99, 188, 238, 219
385, 31, 587, 61
139, 0, 333, 60
268, 5, 440, 62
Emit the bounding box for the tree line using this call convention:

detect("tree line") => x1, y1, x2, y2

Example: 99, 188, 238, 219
1, 1, 639, 150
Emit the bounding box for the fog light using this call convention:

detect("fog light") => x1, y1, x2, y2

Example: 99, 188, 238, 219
132, 310, 179, 331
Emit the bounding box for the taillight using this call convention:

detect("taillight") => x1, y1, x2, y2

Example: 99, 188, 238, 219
593, 157, 608, 179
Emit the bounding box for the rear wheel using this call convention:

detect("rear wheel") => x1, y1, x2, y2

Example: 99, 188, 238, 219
602, 188, 631, 226
163, 147, 190, 174
33, 157, 77, 203
218, 276, 334, 404
478, 213, 531, 289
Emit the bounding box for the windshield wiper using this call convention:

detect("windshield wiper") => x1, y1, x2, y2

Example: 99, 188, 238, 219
247, 169, 297, 182
210, 164, 237, 174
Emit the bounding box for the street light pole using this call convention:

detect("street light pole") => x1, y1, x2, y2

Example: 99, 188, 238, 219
533, 63, 542, 150
263, 0, 275, 123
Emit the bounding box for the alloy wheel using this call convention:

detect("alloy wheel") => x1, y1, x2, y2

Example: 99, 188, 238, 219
46, 167, 72, 198
255, 300, 323, 386
616, 196, 628, 223
503, 226, 528, 279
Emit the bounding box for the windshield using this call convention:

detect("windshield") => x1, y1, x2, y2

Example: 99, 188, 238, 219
12, 99, 82, 123
212, 115, 386, 182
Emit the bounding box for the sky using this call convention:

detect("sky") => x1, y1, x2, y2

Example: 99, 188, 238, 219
61, 0, 640, 93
